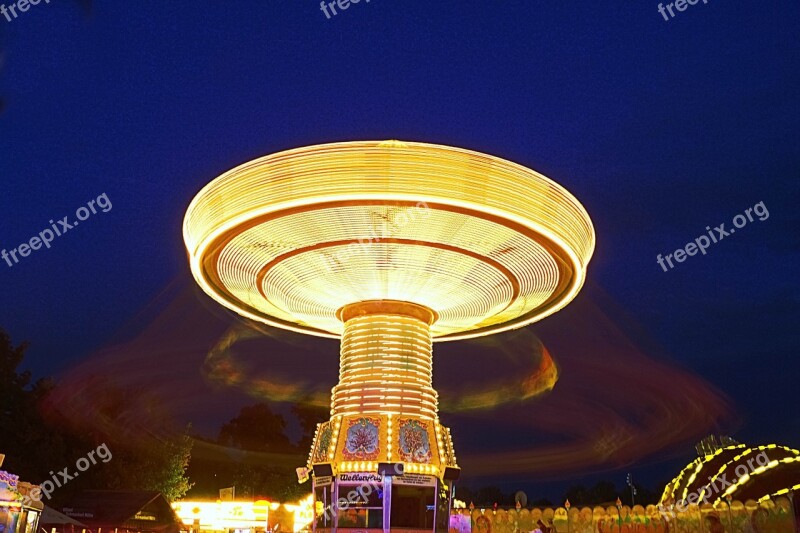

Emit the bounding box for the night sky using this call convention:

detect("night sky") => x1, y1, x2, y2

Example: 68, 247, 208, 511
1, 1, 798, 500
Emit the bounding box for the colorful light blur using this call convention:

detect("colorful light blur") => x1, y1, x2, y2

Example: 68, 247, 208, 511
41, 281, 736, 479
172, 496, 313, 533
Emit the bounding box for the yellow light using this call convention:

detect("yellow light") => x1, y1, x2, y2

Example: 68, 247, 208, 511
173, 500, 271, 530
184, 140, 594, 342
332, 304, 437, 418
289, 494, 314, 533
667, 444, 800, 505
0, 502, 22, 508
665, 445, 746, 504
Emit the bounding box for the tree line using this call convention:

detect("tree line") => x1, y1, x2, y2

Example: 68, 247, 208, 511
1, 327, 662, 506
0, 327, 327, 504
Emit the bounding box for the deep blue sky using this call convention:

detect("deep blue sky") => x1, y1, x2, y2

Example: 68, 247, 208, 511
1, 1, 798, 500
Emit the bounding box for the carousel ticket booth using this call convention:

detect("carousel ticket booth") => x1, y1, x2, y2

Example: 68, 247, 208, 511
311, 460, 457, 533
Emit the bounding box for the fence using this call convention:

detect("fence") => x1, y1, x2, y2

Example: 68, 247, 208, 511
449, 496, 797, 532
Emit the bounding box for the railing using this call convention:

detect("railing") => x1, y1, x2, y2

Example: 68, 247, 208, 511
450, 496, 797, 532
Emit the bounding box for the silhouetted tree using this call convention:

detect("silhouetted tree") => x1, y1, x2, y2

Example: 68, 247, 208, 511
104, 431, 194, 501
475, 486, 510, 506
0, 328, 194, 503
187, 402, 307, 502
218, 403, 293, 453
291, 402, 329, 453
0, 329, 73, 480
564, 484, 590, 506
562, 480, 620, 506
627, 482, 659, 506
589, 480, 619, 504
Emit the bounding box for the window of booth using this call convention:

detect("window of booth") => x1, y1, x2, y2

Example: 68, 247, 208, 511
390, 485, 435, 529
19, 509, 38, 533
336, 483, 384, 528
435, 482, 450, 533
26, 511, 38, 533
314, 485, 333, 529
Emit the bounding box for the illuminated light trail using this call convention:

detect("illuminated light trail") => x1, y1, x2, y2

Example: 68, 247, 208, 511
41, 280, 734, 481
437, 339, 559, 412
661, 442, 800, 506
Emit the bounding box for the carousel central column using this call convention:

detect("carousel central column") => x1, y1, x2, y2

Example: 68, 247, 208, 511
305, 300, 457, 532
332, 300, 438, 421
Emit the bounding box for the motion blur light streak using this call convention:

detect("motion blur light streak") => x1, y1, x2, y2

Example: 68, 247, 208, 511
450, 285, 736, 479
204, 324, 332, 407
205, 312, 559, 413
437, 339, 559, 412
42, 280, 734, 480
